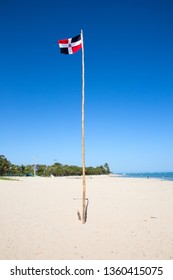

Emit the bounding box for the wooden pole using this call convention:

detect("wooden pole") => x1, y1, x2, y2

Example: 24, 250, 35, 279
81, 29, 86, 224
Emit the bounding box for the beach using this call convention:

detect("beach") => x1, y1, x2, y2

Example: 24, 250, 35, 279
0, 175, 173, 260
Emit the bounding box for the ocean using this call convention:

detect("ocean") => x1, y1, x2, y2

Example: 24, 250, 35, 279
118, 172, 173, 181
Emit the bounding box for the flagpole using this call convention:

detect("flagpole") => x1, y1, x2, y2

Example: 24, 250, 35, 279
81, 29, 86, 224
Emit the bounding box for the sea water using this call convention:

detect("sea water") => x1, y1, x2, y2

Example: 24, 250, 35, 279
118, 172, 173, 181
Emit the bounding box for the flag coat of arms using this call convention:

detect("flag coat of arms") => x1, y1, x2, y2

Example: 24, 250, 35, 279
58, 34, 82, 55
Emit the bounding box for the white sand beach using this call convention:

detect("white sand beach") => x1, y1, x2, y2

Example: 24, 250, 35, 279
0, 175, 173, 260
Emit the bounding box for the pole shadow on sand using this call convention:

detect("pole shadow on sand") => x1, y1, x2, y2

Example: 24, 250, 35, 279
76, 198, 89, 223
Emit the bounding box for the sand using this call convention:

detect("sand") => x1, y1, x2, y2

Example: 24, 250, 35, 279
0, 175, 173, 260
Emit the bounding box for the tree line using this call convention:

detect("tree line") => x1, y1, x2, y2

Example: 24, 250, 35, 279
0, 155, 110, 177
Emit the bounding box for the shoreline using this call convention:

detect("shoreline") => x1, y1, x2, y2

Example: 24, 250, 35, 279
1, 172, 173, 182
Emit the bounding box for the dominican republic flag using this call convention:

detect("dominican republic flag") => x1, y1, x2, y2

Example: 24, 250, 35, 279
58, 34, 82, 55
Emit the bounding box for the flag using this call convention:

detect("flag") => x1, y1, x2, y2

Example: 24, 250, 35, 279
58, 34, 82, 55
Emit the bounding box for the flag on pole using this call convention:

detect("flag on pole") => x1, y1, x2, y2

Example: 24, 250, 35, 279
58, 34, 82, 55
57, 30, 87, 224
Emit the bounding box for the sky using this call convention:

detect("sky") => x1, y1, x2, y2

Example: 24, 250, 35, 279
0, 0, 173, 172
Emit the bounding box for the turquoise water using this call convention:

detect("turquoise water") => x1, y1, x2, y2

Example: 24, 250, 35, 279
119, 172, 173, 181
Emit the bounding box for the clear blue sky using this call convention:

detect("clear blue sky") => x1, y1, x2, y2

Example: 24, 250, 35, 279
1, 0, 173, 172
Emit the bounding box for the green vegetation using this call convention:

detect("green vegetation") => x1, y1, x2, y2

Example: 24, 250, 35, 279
0, 155, 110, 177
